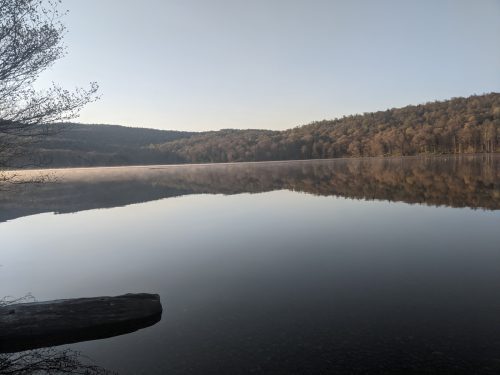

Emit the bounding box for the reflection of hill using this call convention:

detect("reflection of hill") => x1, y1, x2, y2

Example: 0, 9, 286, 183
0, 156, 498, 222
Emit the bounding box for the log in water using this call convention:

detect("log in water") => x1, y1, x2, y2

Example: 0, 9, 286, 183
0, 293, 162, 353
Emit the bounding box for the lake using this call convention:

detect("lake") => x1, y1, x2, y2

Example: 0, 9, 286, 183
1, 155, 500, 374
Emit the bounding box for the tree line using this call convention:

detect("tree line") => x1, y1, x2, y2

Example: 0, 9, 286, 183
150, 93, 499, 163
12, 93, 498, 168
1, 2, 499, 171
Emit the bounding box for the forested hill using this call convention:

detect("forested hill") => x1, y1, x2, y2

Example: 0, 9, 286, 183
151, 93, 500, 163
21, 93, 500, 167
24, 123, 195, 167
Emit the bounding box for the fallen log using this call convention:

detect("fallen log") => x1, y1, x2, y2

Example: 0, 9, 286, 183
0, 293, 162, 353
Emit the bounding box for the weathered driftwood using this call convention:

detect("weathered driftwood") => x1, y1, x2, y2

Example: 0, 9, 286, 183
0, 293, 162, 353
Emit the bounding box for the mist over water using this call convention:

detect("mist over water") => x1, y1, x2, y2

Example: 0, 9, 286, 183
1, 156, 499, 374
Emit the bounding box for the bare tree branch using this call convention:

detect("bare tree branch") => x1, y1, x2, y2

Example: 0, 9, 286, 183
0, 348, 116, 374
0, 0, 99, 180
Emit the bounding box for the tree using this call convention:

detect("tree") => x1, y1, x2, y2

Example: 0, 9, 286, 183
0, 0, 98, 174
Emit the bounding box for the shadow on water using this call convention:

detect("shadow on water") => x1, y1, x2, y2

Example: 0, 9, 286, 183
0, 155, 498, 223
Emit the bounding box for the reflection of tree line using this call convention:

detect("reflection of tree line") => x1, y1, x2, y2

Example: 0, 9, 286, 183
287, 156, 499, 209
0, 156, 498, 223
140, 156, 500, 209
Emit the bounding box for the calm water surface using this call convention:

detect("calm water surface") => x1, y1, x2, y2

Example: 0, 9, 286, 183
1, 156, 500, 374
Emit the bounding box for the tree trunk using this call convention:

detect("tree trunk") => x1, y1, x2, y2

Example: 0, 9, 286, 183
0, 293, 162, 353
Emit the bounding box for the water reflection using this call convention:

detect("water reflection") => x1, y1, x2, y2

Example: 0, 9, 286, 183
0, 348, 115, 374
0, 156, 498, 224
1, 156, 499, 374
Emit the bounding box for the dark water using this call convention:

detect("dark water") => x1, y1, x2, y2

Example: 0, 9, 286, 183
1, 156, 500, 374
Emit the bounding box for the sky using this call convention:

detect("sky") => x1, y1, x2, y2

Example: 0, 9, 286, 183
36, 0, 500, 131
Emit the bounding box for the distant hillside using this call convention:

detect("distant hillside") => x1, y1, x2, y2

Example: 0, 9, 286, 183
16, 93, 500, 167
23, 123, 195, 167
152, 93, 500, 163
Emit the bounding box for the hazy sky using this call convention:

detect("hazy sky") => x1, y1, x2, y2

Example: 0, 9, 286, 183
36, 0, 500, 131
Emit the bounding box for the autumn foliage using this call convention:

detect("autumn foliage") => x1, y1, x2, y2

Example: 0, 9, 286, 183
152, 93, 499, 163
